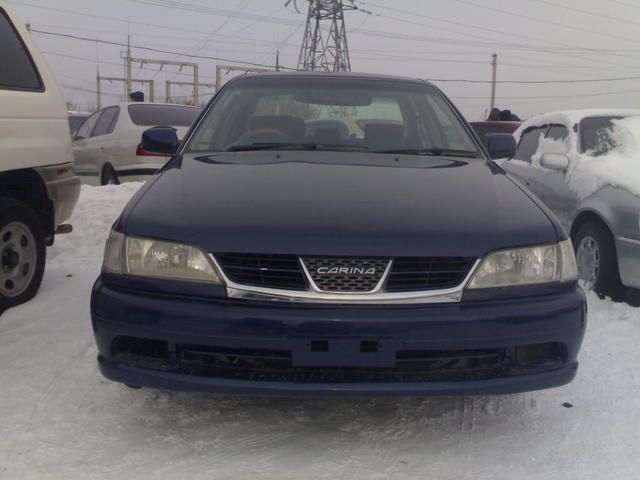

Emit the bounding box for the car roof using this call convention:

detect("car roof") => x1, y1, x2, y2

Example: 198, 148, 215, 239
228, 70, 433, 87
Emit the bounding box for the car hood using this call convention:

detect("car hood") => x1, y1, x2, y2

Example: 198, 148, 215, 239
121, 151, 559, 257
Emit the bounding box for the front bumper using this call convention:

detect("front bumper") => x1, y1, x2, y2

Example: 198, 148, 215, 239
91, 278, 587, 397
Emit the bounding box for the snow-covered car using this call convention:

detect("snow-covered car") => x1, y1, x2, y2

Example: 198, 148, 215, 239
0, 4, 80, 312
72, 102, 200, 185
502, 109, 640, 299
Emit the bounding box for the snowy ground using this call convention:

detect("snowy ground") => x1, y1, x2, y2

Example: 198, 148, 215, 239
1, 184, 639, 480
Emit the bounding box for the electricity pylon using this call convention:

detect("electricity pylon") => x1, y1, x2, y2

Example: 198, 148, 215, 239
292, 0, 357, 72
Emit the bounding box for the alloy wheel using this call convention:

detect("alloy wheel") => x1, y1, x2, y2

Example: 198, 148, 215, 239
576, 235, 600, 291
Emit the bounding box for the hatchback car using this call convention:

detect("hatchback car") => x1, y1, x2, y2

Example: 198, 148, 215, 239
502, 109, 640, 300
72, 102, 200, 185
91, 73, 585, 396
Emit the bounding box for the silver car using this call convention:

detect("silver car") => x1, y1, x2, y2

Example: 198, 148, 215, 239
72, 102, 200, 185
502, 109, 640, 299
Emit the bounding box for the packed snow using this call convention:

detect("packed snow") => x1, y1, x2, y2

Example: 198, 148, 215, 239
1, 184, 639, 480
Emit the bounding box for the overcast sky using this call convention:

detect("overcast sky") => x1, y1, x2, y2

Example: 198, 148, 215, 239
6, 0, 640, 120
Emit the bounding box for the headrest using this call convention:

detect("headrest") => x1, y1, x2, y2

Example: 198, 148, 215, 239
249, 115, 306, 141
364, 123, 405, 151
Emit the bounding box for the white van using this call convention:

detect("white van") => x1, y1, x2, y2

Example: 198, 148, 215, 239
0, 4, 80, 311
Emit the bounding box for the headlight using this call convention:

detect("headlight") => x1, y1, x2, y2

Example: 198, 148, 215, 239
102, 230, 224, 284
467, 240, 577, 289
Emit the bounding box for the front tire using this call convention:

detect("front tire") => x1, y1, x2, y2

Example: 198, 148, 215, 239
101, 164, 120, 186
0, 198, 46, 313
574, 221, 625, 300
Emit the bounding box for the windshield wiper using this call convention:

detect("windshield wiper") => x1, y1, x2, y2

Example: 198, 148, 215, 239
373, 148, 480, 158
228, 142, 319, 152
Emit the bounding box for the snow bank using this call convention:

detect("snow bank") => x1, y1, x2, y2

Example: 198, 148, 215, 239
0, 183, 639, 479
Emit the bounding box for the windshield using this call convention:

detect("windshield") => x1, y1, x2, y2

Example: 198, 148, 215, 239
185, 77, 480, 156
580, 116, 625, 156
128, 104, 201, 127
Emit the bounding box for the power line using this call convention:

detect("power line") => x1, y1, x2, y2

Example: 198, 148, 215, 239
427, 75, 640, 84
32, 28, 640, 85
530, 0, 640, 28
30, 29, 291, 70
454, 88, 640, 100
6, 0, 292, 48
452, 0, 640, 47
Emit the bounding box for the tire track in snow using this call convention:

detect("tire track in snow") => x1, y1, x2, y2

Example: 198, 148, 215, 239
1, 340, 94, 478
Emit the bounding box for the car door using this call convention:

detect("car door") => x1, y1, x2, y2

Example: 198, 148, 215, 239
523, 124, 577, 231
71, 110, 102, 180
503, 125, 548, 186
88, 106, 120, 177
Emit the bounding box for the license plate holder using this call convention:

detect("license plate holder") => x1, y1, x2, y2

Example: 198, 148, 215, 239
291, 338, 400, 368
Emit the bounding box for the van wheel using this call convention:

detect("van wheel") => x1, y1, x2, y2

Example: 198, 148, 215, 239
101, 164, 120, 186
574, 221, 625, 300
0, 198, 46, 313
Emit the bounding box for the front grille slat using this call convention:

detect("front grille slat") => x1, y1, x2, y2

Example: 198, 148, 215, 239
215, 253, 476, 293
386, 257, 475, 292
216, 253, 307, 290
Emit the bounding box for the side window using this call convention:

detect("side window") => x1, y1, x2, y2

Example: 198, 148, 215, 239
547, 125, 569, 141
513, 126, 547, 162
92, 107, 119, 137
75, 111, 101, 139
0, 9, 42, 91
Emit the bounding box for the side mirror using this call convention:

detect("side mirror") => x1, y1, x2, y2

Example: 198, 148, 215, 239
73, 134, 85, 142
486, 133, 517, 159
141, 126, 179, 155
540, 152, 569, 172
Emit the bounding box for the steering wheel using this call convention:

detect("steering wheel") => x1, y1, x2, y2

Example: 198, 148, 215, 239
235, 128, 292, 145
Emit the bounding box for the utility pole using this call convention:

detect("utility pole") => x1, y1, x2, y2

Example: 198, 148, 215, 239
215, 65, 271, 91
490, 53, 497, 111
96, 76, 154, 107
126, 35, 132, 100
96, 67, 102, 109
126, 58, 198, 104
296, 0, 357, 72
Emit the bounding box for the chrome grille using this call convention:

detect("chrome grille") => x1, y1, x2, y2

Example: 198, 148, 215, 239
386, 257, 476, 292
215, 253, 307, 290
302, 257, 390, 292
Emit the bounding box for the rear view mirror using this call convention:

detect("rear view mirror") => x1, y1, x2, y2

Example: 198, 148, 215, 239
540, 152, 569, 172
486, 133, 517, 159
141, 126, 179, 155
294, 90, 373, 106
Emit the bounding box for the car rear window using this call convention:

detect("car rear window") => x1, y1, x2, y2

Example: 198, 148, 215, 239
0, 9, 42, 91
128, 104, 200, 127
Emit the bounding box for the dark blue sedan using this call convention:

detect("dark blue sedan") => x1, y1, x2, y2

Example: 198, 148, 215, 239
91, 73, 586, 397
